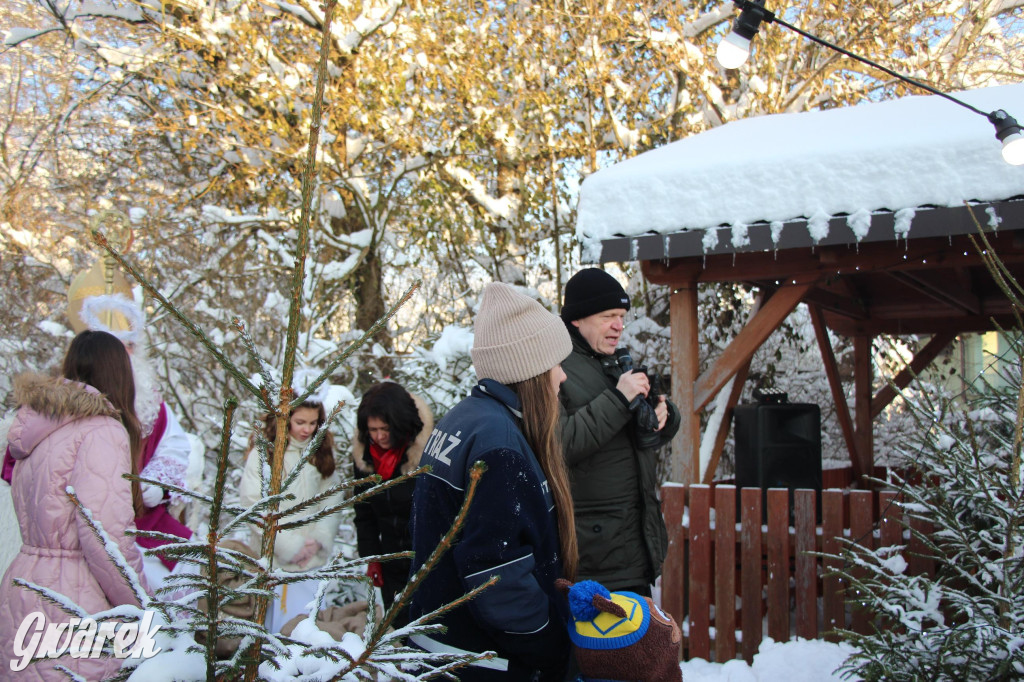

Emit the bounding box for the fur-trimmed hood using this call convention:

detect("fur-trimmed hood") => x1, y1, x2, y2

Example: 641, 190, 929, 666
7, 373, 119, 461
352, 392, 434, 477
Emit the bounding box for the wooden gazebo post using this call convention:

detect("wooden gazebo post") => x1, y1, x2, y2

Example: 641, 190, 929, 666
671, 279, 701, 484
853, 335, 875, 482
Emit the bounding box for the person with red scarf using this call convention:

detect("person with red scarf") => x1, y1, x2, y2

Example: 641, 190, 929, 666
351, 382, 433, 628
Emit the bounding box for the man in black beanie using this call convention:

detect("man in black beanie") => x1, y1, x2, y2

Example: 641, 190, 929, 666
558, 268, 680, 597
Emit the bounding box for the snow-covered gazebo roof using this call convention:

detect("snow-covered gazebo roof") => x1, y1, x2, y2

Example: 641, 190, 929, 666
573, 83, 1024, 486
577, 83, 1024, 264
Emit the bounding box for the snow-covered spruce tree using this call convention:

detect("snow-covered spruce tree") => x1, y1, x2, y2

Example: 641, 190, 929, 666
12, 2, 502, 678
390, 324, 477, 416
834, 234, 1024, 681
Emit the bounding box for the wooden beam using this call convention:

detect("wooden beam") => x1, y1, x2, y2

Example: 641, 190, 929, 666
606, 200, 1024, 264
641, 232, 1024, 287
809, 304, 861, 474
702, 294, 764, 483
853, 335, 874, 484
952, 265, 974, 292
671, 283, 701, 484
703, 366, 752, 485
642, 258, 703, 287
822, 313, 1021, 337
830, 274, 866, 302
870, 331, 957, 419
801, 286, 868, 319
888, 271, 981, 315
694, 280, 816, 411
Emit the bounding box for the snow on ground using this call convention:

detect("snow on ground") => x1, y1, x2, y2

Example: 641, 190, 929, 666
679, 638, 861, 681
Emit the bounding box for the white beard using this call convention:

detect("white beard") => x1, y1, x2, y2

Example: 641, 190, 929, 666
131, 349, 163, 437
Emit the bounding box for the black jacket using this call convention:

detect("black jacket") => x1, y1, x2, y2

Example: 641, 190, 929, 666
352, 392, 433, 607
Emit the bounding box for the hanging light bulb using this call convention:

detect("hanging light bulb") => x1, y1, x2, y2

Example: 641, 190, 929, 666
716, 0, 775, 69
989, 110, 1024, 165
717, 31, 753, 69
714, 0, 1022, 165
1004, 135, 1024, 165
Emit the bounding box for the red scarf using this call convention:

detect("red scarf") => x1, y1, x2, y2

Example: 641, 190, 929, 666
369, 442, 407, 481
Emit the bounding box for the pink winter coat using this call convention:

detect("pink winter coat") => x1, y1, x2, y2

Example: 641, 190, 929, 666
0, 374, 151, 682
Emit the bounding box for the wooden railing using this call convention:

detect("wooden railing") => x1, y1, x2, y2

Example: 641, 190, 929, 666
660, 484, 935, 663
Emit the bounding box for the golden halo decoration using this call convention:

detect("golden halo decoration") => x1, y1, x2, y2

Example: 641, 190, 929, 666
89, 208, 134, 253
86, 208, 135, 331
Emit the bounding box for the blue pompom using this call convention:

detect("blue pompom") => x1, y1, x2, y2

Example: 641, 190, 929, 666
568, 580, 611, 622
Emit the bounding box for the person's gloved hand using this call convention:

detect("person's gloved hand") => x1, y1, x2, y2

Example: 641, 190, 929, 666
366, 561, 384, 588
141, 482, 164, 508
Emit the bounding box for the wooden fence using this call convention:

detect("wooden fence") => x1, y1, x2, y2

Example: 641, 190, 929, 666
660, 484, 935, 663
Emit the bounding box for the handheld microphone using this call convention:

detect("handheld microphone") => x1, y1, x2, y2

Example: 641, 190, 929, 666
614, 348, 633, 373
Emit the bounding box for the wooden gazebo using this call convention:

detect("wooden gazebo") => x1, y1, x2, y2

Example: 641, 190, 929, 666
576, 83, 1024, 485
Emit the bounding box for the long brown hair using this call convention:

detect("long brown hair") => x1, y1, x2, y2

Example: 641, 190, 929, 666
62, 331, 144, 517
510, 369, 578, 581
261, 401, 336, 478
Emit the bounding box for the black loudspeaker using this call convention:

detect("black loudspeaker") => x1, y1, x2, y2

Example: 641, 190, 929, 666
734, 402, 822, 520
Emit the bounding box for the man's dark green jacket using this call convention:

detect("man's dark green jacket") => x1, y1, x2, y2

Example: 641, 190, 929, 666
559, 333, 681, 591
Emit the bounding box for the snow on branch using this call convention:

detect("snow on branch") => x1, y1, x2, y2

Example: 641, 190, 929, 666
273, 0, 402, 58
683, 5, 736, 39
202, 205, 287, 226
441, 162, 516, 222
69, 0, 149, 23
3, 26, 62, 45
65, 486, 149, 608
272, 0, 320, 29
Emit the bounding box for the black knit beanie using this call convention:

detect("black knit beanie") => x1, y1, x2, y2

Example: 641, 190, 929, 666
560, 268, 631, 323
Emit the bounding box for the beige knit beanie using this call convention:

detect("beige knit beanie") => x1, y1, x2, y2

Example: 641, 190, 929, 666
471, 282, 572, 385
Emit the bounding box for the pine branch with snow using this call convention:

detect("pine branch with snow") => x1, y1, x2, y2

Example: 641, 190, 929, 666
65, 487, 150, 609
89, 229, 264, 403
9, 491, 200, 677
79, 187, 497, 682
831, 313, 1024, 680
10, 390, 502, 679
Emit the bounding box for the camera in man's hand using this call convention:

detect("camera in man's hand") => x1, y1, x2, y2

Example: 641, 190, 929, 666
612, 349, 664, 450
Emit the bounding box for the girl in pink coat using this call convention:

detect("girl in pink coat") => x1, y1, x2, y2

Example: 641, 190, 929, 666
0, 331, 151, 681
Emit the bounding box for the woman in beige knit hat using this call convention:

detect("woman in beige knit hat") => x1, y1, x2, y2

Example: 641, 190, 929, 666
407, 281, 577, 681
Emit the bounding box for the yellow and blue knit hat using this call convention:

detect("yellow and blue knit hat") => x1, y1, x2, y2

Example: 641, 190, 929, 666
566, 580, 651, 650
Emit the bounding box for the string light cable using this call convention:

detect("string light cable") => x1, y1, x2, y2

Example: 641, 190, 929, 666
716, 0, 1024, 165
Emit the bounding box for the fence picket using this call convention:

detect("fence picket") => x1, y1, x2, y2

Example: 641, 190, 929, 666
908, 514, 935, 579
689, 485, 712, 660
849, 489, 875, 635
766, 488, 790, 642
662, 483, 686, 637
740, 487, 762, 664
879, 490, 901, 549
794, 489, 817, 640
714, 486, 737, 662
822, 489, 845, 642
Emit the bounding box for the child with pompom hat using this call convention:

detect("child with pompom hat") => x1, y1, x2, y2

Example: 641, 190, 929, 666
556, 578, 683, 682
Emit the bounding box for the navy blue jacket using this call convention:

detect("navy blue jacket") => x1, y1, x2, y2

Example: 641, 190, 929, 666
408, 380, 569, 681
